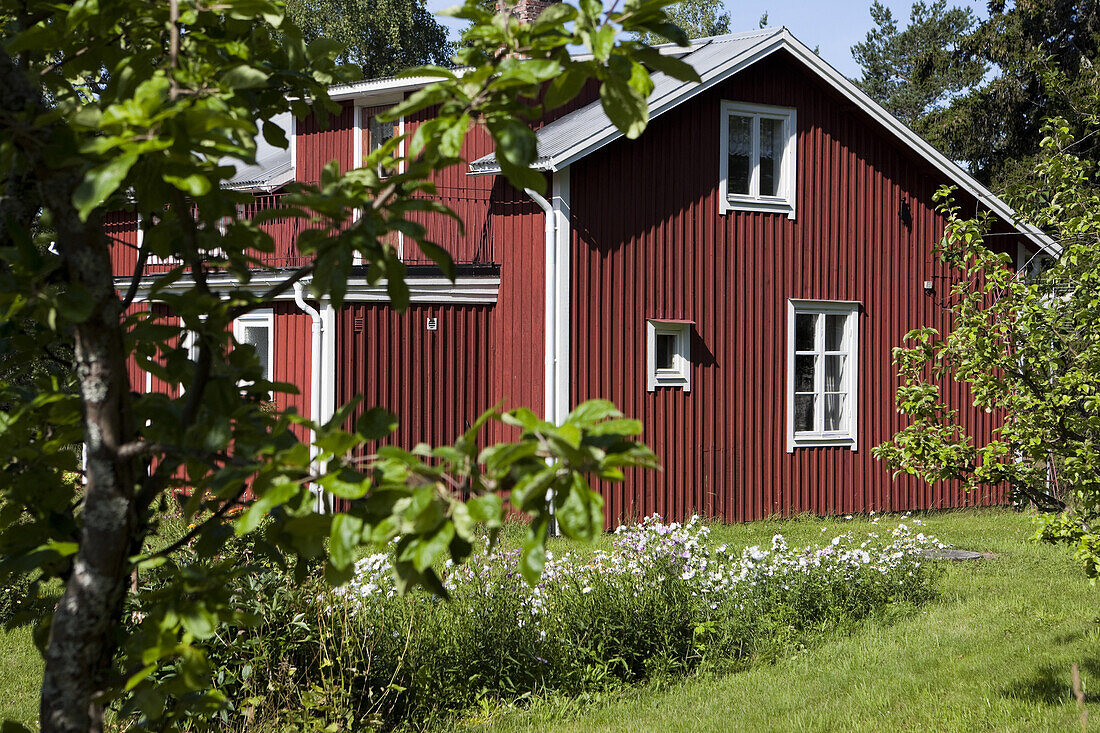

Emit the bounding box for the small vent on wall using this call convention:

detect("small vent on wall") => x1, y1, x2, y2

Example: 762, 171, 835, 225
353, 317, 365, 333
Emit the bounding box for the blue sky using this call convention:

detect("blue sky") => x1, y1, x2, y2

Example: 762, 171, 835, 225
423, 0, 987, 79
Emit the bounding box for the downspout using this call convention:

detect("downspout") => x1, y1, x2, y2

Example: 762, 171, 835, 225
525, 184, 560, 536
524, 186, 558, 425
293, 280, 325, 512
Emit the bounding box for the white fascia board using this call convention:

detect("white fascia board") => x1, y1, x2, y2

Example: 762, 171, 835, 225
120, 274, 500, 304
328, 70, 467, 102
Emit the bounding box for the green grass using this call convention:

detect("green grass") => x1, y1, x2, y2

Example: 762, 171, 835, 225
0, 625, 42, 727
462, 508, 1100, 733
3, 508, 1097, 731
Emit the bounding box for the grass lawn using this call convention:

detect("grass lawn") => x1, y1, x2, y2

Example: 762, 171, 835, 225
0, 624, 41, 727
465, 508, 1100, 733
2, 508, 1097, 731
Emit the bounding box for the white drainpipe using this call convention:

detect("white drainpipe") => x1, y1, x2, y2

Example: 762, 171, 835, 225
525, 186, 560, 425
526, 173, 571, 536
293, 280, 324, 511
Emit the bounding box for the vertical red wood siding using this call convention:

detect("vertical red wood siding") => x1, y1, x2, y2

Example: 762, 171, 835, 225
569, 51, 1013, 525
271, 304, 314, 442
335, 303, 493, 448
296, 102, 356, 183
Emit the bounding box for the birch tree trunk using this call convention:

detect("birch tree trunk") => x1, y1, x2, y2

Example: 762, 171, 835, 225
1, 49, 139, 733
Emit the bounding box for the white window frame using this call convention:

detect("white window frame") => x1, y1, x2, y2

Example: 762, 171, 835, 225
786, 300, 860, 451
719, 101, 797, 219
233, 308, 275, 388
646, 320, 691, 392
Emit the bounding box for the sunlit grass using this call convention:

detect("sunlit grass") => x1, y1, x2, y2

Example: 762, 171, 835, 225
463, 508, 1100, 733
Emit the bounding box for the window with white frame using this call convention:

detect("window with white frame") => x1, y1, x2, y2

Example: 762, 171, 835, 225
647, 320, 691, 392
357, 106, 400, 178
787, 301, 859, 450
720, 101, 797, 218
234, 309, 274, 392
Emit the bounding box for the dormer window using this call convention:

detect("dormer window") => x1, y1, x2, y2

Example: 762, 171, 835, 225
720, 101, 796, 218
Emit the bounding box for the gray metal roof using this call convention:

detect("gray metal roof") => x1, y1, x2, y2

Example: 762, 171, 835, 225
223, 112, 295, 190
469, 28, 783, 174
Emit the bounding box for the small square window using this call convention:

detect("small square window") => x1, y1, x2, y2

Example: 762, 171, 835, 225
787, 301, 859, 451
647, 320, 691, 392
720, 101, 797, 218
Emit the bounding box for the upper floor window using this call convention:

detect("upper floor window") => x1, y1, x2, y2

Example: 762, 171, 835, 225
787, 300, 859, 451
358, 106, 400, 177
720, 101, 796, 219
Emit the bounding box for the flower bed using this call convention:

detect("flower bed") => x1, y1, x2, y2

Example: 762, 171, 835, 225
203, 516, 944, 730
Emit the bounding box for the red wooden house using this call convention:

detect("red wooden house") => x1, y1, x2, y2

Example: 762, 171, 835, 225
111, 27, 1057, 524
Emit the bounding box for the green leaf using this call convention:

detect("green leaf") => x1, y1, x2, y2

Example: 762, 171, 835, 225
467, 493, 503, 527
599, 75, 649, 139
633, 47, 701, 83
73, 153, 137, 221
236, 479, 299, 534
222, 65, 270, 90
519, 517, 549, 584
356, 407, 398, 440
555, 473, 604, 541
329, 514, 365, 570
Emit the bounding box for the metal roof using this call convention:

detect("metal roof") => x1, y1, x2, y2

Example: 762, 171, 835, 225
467, 27, 1058, 255
468, 28, 783, 175
222, 112, 295, 191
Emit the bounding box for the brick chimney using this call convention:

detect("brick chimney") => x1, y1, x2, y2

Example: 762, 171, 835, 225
496, 0, 556, 24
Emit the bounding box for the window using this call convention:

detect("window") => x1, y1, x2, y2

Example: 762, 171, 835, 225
358, 106, 399, 177
647, 320, 691, 392
720, 101, 796, 218
234, 310, 274, 392
787, 301, 859, 450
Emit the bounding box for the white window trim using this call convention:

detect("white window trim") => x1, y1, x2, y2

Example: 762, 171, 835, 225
786, 300, 859, 451
719, 101, 797, 219
233, 308, 275, 387
646, 320, 691, 392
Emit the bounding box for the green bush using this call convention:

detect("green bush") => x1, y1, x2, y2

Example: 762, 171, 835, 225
133, 516, 944, 730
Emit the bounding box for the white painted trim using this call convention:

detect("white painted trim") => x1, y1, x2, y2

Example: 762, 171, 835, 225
646, 320, 691, 392
786, 299, 860, 452
718, 101, 796, 220
119, 274, 500, 304
289, 113, 297, 182
469, 29, 1056, 255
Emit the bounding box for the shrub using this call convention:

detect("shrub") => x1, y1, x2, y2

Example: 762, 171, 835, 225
155, 516, 945, 730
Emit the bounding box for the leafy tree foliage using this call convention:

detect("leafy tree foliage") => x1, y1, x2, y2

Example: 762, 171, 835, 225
285, 0, 453, 78
850, 1, 985, 134
873, 108, 1100, 580
633, 0, 729, 44
0, 0, 701, 728
941, 0, 1100, 190
854, 0, 1100, 190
